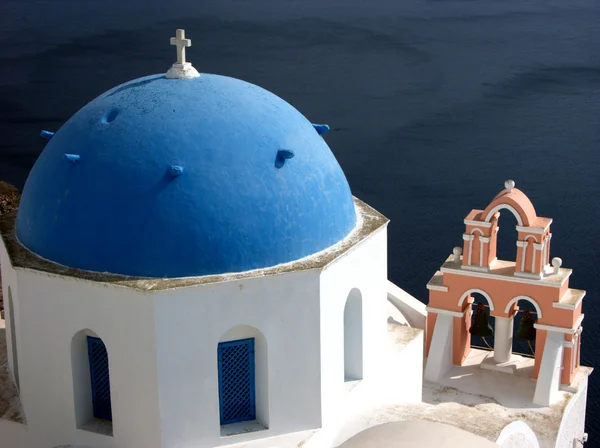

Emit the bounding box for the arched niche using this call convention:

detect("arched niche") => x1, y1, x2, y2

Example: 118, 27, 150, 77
71, 329, 113, 435
218, 325, 269, 428
344, 288, 363, 382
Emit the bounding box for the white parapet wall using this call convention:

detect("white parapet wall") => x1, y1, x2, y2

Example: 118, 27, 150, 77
386, 281, 426, 330
555, 372, 590, 448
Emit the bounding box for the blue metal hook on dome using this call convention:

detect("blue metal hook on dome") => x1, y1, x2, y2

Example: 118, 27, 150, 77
312, 124, 330, 135
64, 154, 80, 163
170, 165, 184, 177
41, 130, 55, 140
275, 149, 295, 169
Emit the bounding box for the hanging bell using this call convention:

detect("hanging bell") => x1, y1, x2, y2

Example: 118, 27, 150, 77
516, 310, 536, 341
469, 303, 494, 337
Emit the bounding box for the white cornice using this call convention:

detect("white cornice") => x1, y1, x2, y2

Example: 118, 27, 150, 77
517, 221, 552, 234
426, 284, 449, 292
461, 265, 489, 273
464, 219, 492, 228
552, 290, 585, 310
426, 306, 467, 318
534, 314, 584, 335
514, 271, 543, 281
440, 265, 568, 288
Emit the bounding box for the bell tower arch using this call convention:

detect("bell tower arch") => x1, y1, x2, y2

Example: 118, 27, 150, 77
461, 180, 553, 278
424, 180, 586, 407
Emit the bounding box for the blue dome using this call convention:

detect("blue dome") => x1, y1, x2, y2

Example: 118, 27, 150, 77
16, 73, 356, 278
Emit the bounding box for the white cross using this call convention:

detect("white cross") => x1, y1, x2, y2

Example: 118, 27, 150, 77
170, 29, 191, 65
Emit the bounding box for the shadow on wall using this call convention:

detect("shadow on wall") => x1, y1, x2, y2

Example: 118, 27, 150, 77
344, 289, 363, 382
0, 325, 24, 423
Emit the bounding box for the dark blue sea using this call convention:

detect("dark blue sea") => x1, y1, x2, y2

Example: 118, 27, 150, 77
1, 0, 599, 442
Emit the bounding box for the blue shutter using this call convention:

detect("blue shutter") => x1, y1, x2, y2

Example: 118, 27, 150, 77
87, 336, 112, 421
218, 338, 256, 425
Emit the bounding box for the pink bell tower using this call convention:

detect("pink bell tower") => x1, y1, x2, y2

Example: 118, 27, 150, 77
461, 180, 552, 277
424, 181, 585, 406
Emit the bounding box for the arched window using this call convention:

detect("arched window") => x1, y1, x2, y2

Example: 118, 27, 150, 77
523, 236, 537, 274
7, 287, 19, 390
71, 329, 113, 434
344, 289, 363, 382
217, 325, 268, 430
470, 229, 484, 267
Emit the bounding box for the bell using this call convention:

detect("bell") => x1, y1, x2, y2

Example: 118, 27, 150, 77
469, 303, 494, 337
516, 310, 536, 341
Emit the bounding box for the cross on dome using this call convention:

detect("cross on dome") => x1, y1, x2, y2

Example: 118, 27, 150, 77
165, 28, 200, 79
171, 29, 191, 65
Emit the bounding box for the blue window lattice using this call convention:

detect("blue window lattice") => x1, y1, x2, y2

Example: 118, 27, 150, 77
87, 336, 112, 421
218, 338, 256, 425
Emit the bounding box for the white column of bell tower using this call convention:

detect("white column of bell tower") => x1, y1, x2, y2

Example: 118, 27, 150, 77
493, 316, 514, 363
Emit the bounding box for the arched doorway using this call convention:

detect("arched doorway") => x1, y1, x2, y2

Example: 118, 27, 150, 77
344, 289, 363, 382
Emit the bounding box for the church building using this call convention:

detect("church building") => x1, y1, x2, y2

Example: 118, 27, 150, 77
0, 30, 592, 448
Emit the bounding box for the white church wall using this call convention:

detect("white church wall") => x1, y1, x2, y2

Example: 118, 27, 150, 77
383, 328, 424, 404
219, 325, 269, 429
555, 374, 589, 448
1, 239, 20, 390
0, 419, 27, 447
153, 268, 322, 448
14, 269, 162, 448
318, 226, 389, 427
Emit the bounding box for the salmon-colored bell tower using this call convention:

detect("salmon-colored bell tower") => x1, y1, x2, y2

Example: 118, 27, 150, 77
424, 180, 585, 406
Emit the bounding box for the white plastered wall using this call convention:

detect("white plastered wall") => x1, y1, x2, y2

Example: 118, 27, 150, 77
153, 268, 323, 448
13, 269, 162, 448
555, 374, 589, 448
424, 313, 454, 383
533, 330, 564, 407
318, 226, 389, 427
0, 238, 20, 392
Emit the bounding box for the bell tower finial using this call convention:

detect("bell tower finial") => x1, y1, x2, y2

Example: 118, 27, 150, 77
505, 179, 515, 193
